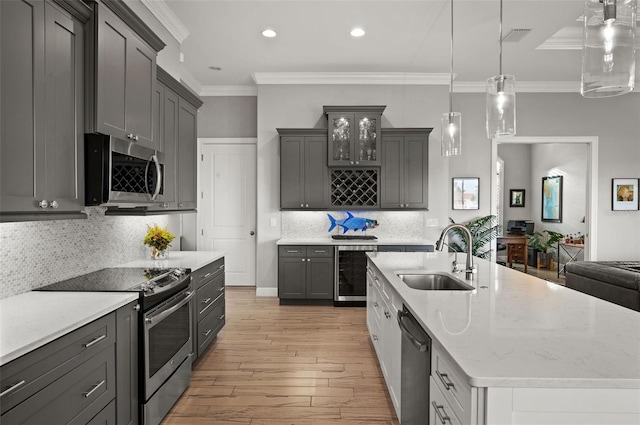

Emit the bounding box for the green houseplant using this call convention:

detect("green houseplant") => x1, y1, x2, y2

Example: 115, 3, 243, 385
446, 215, 501, 260
528, 230, 564, 267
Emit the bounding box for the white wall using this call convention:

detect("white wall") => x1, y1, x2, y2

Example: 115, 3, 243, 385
450, 92, 640, 261
498, 144, 533, 229
256, 84, 451, 292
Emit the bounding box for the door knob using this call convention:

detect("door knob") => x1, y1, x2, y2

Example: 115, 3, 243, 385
250, 231, 255, 236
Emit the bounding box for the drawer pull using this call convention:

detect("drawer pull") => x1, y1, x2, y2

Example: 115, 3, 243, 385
202, 272, 212, 279
373, 302, 379, 308
202, 297, 212, 304
83, 334, 106, 348
285, 250, 300, 253
199, 299, 216, 316
83, 380, 105, 398
218, 286, 225, 292
203, 329, 212, 337
1, 380, 26, 397
218, 264, 225, 270
313, 250, 326, 253
219, 314, 225, 320
432, 401, 451, 424
436, 370, 455, 390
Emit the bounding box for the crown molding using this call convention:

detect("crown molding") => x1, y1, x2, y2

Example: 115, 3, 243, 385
140, 0, 190, 43
200, 86, 258, 97
252, 72, 452, 85
179, 67, 203, 96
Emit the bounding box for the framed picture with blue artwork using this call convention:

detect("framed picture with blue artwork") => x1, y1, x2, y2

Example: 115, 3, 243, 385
541, 175, 563, 222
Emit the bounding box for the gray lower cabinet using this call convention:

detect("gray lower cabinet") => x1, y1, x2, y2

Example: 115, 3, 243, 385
278, 129, 329, 209
380, 128, 431, 209
0, 0, 88, 220
116, 301, 139, 425
86, 1, 164, 150
278, 246, 334, 300
191, 258, 226, 363
0, 301, 138, 424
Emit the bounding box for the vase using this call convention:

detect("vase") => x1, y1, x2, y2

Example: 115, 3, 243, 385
151, 247, 168, 260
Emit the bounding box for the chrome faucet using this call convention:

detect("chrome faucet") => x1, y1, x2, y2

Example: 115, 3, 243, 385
436, 224, 477, 279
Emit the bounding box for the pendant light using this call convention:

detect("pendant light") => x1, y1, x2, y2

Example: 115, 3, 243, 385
486, 0, 516, 139
581, 0, 636, 98
441, 0, 462, 157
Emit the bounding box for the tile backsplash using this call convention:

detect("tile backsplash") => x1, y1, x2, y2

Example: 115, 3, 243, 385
0, 208, 175, 299
282, 211, 428, 239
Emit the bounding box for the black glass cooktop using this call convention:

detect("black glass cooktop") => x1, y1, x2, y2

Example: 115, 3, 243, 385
37, 268, 177, 293
331, 235, 378, 240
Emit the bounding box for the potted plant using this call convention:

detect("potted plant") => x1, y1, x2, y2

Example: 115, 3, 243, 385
144, 223, 176, 259
446, 215, 501, 259
528, 230, 564, 268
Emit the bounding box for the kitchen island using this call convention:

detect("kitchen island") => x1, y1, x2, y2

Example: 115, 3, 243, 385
367, 251, 640, 424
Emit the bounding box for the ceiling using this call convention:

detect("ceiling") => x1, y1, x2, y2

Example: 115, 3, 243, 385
158, 0, 639, 92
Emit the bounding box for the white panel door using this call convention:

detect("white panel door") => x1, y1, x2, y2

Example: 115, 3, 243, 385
200, 144, 256, 286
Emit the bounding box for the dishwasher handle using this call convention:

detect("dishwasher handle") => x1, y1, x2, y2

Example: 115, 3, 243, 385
397, 308, 430, 352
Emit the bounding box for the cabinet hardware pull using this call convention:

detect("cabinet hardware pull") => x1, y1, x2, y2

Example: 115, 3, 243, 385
218, 286, 224, 292
199, 299, 216, 315
286, 250, 300, 253
39, 200, 48, 209
133, 135, 139, 141
203, 329, 212, 337
373, 302, 379, 307
436, 370, 455, 390
313, 250, 326, 253
202, 297, 212, 304
203, 272, 212, 279
83, 334, 106, 348
432, 401, 451, 424
384, 310, 391, 319
1, 380, 26, 397
50, 200, 59, 209
127, 134, 133, 139
83, 380, 106, 398
219, 314, 225, 320
218, 265, 225, 270
372, 334, 378, 341
134, 304, 140, 311
300, 204, 304, 207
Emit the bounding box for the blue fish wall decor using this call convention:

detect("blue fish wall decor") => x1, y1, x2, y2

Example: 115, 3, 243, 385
327, 212, 379, 234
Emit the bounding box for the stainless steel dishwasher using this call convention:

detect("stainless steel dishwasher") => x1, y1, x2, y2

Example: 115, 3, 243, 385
397, 305, 431, 425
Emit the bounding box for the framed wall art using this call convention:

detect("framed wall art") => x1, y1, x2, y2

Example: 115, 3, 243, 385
541, 175, 563, 222
452, 177, 479, 210
509, 189, 525, 207
612, 178, 639, 211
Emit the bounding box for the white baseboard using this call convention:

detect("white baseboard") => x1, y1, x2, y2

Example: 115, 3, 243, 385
256, 287, 278, 297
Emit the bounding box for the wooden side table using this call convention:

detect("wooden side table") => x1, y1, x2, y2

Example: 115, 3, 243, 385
497, 235, 528, 273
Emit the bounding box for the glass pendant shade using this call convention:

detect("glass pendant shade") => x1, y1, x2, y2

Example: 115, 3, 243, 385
581, 0, 636, 98
486, 75, 516, 139
441, 112, 462, 157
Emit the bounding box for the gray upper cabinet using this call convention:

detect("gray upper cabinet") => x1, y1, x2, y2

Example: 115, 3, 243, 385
278, 129, 329, 209
177, 99, 198, 210
0, 0, 89, 221
324, 106, 385, 167
380, 128, 431, 209
86, 0, 165, 150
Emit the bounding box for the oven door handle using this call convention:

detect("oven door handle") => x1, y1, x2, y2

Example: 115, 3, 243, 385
148, 272, 191, 297
145, 290, 194, 328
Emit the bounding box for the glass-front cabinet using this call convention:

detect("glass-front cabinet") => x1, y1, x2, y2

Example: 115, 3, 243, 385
324, 106, 385, 167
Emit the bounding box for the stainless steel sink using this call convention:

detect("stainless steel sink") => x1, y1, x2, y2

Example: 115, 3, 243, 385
396, 272, 474, 291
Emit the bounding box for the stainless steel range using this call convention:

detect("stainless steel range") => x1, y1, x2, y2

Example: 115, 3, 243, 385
38, 267, 193, 425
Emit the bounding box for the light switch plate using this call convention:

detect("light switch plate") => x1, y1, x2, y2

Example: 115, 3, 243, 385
270, 218, 277, 227
426, 218, 438, 227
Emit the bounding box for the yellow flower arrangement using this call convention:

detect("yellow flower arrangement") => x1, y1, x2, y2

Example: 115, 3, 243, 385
143, 224, 176, 252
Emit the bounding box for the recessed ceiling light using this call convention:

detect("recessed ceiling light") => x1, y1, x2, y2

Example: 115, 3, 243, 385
350, 28, 365, 37
262, 29, 277, 38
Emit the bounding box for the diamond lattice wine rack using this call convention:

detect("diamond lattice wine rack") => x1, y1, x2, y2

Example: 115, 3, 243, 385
330, 169, 378, 208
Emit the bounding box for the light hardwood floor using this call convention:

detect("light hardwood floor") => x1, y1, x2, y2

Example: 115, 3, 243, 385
162, 287, 400, 425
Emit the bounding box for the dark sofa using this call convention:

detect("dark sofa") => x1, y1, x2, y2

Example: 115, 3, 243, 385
565, 261, 640, 311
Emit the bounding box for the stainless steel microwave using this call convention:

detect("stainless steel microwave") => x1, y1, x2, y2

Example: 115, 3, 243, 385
85, 134, 164, 206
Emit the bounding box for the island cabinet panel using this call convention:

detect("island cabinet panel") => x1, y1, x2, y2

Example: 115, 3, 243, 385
278, 246, 334, 300
0, 301, 141, 425
380, 128, 430, 210
0, 0, 86, 219
89, 1, 163, 151
191, 257, 226, 364
278, 129, 329, 210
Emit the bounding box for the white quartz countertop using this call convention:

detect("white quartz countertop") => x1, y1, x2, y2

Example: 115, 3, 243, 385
368, 251, 640, 389
277, 237, 434, 246
0, 251, 224, 366
119, 250, 224, 271
0, 292, 137, 366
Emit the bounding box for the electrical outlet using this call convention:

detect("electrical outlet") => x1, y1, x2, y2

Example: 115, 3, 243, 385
427, 218, 439, 227
270, 218, 277, 227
